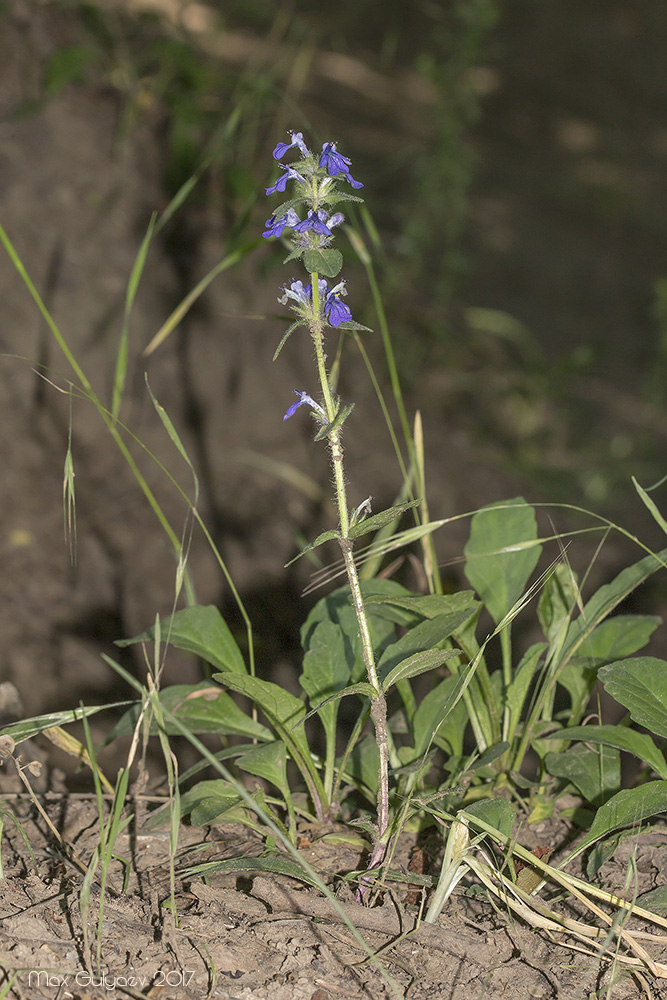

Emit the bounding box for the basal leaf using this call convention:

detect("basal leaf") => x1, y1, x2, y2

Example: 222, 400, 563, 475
599, 657, 667, 739
377, 610, 473, 684
544, 743, 620, 805
578, 615, 661, 663
464, 498, 541, 625
236, 741, 289, 795
545, 723, 667, 779
117, 605, 246, 674
577, 781, 667, 854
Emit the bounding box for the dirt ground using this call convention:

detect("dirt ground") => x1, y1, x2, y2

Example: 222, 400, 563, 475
3, 782, 667, 1000
2, 1, 667, 997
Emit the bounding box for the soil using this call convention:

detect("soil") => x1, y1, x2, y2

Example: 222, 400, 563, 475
2, 1, 667, 997
2, 781, 667, 1000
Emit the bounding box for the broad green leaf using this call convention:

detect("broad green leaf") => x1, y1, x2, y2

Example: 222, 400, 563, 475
544, 724, 667, 779
348, 500, 421, 540
637, 885, 667, 916
578, 615, 661, 663
599, 657, 667, 739
506, 642, 546, 737
364, 590, 479, 624
346, 734, 379, 798
107, 683, 271, 742
300, 620, 353, 745
377, 610, 473, 684
538, 561, 577, 647
464, 797, 515, 839
179, 779, 241, 821
544, 743, 620, 804
464, 498, 541, 625
236, 741, 289, 795
0, 703, 128, 746
557, 657, 597, 722
117, 605, 245, 674
562, 548, 667, 661
412, 675, 468, 756
577, 781, 667, 854
382, 648, 460, 692
303, 248, 343, 278
213, 673, 310, 756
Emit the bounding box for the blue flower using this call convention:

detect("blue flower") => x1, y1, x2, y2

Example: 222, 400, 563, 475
325, 280, 353, 327
283, 390, 326, 422
292, 209, 334, 237
265, 164, 307, 196
319, 141, 363, 189
278, 278, 312, 307
273, 130, 310, 161
262, 208, 301, 239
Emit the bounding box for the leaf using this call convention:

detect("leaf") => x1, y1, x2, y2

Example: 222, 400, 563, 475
348, 500, 421, 540
303, 248, 344, 278
365, 590, 479, 624
506, 643, 546, 737
236, 742, 289, 795
117, 605, 246, 674
464, 498, 541, 625
463, 797, 515, 839
538, 561, 578, 647
544, 744, 620, 805
212, 673, 311, 763
0, 703, 129, 745
599, 657, 667, 739
562, 548, 667, 661
273, 319, 303, 361
377, 610, 474, 684
107, 683, 271, 742
314, 402, 354, 442
285, 529, 341, 566
578, 615, 661, 663
184, 854, 321, 887
300, 621, 353, 744
577, 781, 667, 854
544, 724, 667, 779
382, 648, 460, 692
412, 675, 468, 756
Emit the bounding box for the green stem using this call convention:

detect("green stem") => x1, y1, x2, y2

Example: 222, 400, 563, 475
309, 271, 389, 860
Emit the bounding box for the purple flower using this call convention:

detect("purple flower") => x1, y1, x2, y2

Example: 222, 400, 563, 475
283, 390, 326, 422
278, 278, 312, 307
265, 164, 307, 196
263, 208, 301, 239
292, 209, 334, 237
324, 281, 353, 327
319, 141, 363, 189
273, 130, 310, 161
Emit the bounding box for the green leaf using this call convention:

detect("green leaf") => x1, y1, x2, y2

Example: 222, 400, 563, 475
544, 743, 620, 804
412, 675, 468, 756
273, 319, 303, 361
463, 797, 515, 839
303, 248, 343, 278
578, 615, 661, 663
544, 724, 667, 779
0, 703, 129, 746
107, 683, 271, 742
236, 742, 289, 796
464, 498, 541, 625
365, 590, 479, 624
577, 781, 667, 854
348, 500, 421, 540
377, 610, 474, 685
506, 643, 546, 737
636, 885, 667, 916
285, 529, 340, 566
314, 402, 354, 442
538, 561, 577, 647
562, 548, 667, 661
184, 854, 321, 887
599, 657, 667, 739
382, 648, 460, 692
117, 605, 246, 674
300, 621, 353, 744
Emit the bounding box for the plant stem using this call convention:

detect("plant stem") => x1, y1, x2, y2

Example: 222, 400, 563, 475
309, 272, 390, 863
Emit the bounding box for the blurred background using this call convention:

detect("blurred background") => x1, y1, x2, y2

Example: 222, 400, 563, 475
1, 0, 666, 744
